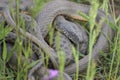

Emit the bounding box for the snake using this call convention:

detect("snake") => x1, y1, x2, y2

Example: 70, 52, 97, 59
0, 0, 88, 68
54, 15, 88, 54
0, 9, 73, 80
0, 0, 114, 78
0, 33, 72, 80
0, 0, 60, 68
36, 0, 114, 75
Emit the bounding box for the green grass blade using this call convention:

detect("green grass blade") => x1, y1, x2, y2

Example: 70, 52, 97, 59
2, 41, 7, 61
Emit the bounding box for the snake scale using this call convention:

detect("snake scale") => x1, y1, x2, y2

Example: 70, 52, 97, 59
0, 0, 114, 79
36, 0, 114, 74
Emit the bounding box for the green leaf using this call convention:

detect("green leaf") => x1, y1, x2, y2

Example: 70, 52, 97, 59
6, 44, 16, 62
107, 20, 117, 30
0, 26, 13, 40
2, 41, 7, 61
78, 11, 89, 20
25, 59, 41, 70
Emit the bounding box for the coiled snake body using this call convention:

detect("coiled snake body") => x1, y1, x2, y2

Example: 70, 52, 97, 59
36, 0, 114, 74
0, 0, 114, 79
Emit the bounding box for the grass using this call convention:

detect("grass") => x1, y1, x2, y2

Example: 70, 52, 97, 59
0, 0, 120, 80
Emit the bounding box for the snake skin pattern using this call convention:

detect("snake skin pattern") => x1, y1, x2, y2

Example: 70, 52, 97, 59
0, 0, 115, 80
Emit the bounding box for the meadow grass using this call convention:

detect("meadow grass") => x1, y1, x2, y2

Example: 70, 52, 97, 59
0, 0, 120, 80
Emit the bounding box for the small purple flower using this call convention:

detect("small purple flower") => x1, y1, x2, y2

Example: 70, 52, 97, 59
44, 69, 59, 80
